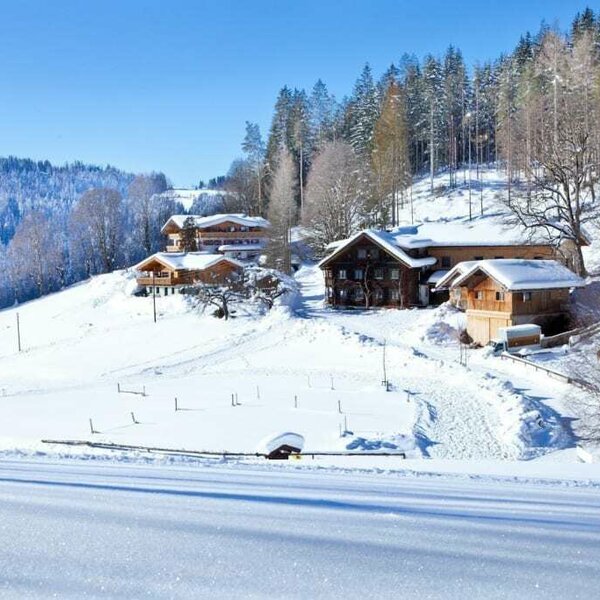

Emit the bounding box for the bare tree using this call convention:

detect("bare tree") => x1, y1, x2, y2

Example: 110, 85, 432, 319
569, 347, 600, 442
303, 141, 366, 253
266, 147, 297, 273
505, 31, 599, 276
7, 212, 63, 298
70, 188, 123, 273
127, 173, 168, 255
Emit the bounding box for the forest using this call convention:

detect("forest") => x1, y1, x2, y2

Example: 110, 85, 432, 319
225, 8, 599, 276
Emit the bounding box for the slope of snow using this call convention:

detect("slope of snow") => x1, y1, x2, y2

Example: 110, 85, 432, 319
0, 168, 595, 470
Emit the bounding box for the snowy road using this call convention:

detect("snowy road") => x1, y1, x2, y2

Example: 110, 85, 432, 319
1, 459, 599, 599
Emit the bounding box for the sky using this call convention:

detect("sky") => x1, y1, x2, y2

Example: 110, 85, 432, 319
0, 0, 592, 186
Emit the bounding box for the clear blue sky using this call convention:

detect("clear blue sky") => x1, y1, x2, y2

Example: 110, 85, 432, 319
0, 0, 591, 186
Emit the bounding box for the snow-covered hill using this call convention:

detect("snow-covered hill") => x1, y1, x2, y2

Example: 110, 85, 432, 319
0, 169, 596, 473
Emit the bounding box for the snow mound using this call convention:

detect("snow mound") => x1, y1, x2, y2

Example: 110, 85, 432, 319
418, 303, 466, 346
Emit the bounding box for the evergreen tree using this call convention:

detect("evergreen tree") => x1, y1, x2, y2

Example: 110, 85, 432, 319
347, 64, 380, 157
180, 217, 198, 252
241, 121, 266, 215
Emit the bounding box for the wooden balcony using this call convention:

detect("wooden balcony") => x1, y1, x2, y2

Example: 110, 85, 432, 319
137, 273, 174, 286
198, 231, 267, 240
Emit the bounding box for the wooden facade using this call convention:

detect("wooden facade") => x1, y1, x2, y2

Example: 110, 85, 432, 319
164, 220, 267, 254
136, 256, 242, 296
462, 274, 572, 345
319, 230, 561, 311
427, 244, 555, 270
321, 234, 421, 308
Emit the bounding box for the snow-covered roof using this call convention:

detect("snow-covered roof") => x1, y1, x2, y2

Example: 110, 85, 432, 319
161, 214, 270, 233
450, 259, 585, 291
218, 244, 265, 252
433, 261, 479, 290
426, 270, 450, 285
390, 221, 553, 249
134, 252, 244, 272
318, 230, 437, 269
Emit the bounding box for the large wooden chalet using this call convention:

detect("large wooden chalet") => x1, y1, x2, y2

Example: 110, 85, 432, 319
161, 214, 269, 260
318, 226, 559, 309
435, 259, 585, 344
134, 252, 243, 296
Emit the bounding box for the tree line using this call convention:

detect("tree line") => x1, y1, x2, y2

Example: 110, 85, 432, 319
224, 8, 600, 275
0, 163, 182, 308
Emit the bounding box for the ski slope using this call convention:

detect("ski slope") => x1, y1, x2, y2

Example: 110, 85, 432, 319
1, 457, 599, 599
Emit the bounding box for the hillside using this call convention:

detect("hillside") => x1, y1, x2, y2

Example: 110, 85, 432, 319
0, 168, 597, 473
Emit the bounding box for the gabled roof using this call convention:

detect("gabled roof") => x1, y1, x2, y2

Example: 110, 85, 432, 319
448, 259, 585, 292
134, 252, 244, 272
433, 261, 479, 290
161, 214, 270, 234
318, 230, 437, 270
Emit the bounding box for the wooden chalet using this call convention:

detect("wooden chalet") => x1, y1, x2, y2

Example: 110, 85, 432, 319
318, 230, 437, 308
436, 259, 585, 345
134, 252, 243, 296
319, 225, 561, 309
161, 214, 270, 260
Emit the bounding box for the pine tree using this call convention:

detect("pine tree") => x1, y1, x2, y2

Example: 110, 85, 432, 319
347, 64, 380, 157
180, 217, 198, 252
241, 121, 266, 215
309, 79, 337, 149
422, 55, 444, 191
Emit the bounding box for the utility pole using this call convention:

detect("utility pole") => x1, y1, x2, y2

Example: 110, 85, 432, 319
16, 312, 21, 352
468, 112, 472, 221
152, 271, 157, 324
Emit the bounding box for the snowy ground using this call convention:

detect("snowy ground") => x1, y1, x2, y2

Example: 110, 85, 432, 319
1, 457, 599, 599
0, 261, 591, 469
0, 168, 597, 470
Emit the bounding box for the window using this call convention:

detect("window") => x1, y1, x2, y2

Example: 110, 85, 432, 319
475, 291, 484, 300
495, 291, 505, 301
354, 268, 364, 280
390, 268, 400, 280
441, 256, 451, 268
494, 256, 504, 260
354, 288, 364, 301
374, 268, 384, 280
374, 288, 384, 302
474, 256, 483, 261
370, 248, 380, 259
390, 289, 400, 301
338, 269, 347, 280
357, 248, 367, 259
522, 291, 532, 302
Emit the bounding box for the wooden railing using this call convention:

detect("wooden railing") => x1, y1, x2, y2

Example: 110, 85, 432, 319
198, 231, 266, 240
137, 273, 174, 286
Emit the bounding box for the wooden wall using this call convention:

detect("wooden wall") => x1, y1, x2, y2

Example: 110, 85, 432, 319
322, 234, 420, 308
428, 244, 556, 269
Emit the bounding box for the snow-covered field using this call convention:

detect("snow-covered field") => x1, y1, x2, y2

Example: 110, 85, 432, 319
0, 168, 597, 471
0, 168, 599, 597
1, 457, 599, 599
